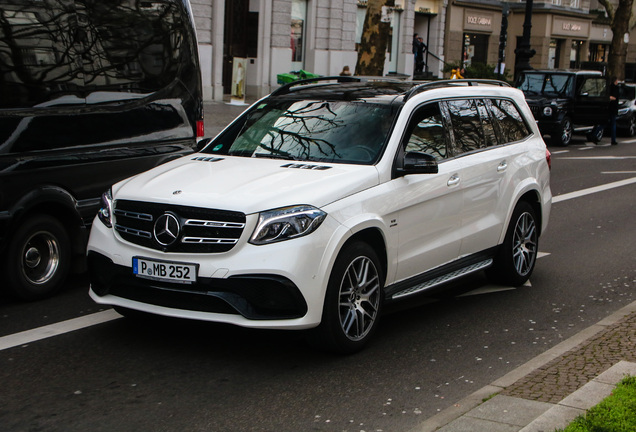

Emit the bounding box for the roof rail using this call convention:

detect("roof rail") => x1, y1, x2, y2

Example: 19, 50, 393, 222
270, 75, 404, 97
403, 79, 511, 102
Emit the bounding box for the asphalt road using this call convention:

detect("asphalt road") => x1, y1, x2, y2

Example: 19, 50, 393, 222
1, 134, 634, 432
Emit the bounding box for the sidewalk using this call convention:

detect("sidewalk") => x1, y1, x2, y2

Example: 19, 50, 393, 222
411, 300, 636, 432
203, 100, 251, 138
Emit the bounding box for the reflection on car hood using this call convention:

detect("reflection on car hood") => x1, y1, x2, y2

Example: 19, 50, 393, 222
113, 155, 380, 214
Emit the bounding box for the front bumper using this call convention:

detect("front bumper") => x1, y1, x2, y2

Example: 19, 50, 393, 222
87, 213, 345, 329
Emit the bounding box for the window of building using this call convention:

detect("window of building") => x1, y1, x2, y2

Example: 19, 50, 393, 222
570, 40, 583, 69
291, 0, 307, 70
463, 33, 488, 67
548, 39, 561, 69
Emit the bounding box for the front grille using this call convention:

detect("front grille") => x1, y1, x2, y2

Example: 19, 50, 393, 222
114, 200, 246, 253
529, 104, 541, 118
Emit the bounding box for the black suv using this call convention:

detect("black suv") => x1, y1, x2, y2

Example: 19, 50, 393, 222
516, 70, 609, 146
0, 0, 203, 300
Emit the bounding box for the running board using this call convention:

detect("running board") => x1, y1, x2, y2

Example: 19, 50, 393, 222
391, 259, 493, 300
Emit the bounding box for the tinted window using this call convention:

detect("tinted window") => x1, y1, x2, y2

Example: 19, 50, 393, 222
81, 0, 191, 100
488, 99, 531, 144
0, 0, 83, 108
477, 99, 498, 147
446, 99, 484, 154
404, 103, 448, 161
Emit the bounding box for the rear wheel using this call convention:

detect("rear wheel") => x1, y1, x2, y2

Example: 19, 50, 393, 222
586, 125, 603, 143
311, 241, 383, 354
486, 202, 538, 287
626, 115, 636, 137
4, 215, 71, 300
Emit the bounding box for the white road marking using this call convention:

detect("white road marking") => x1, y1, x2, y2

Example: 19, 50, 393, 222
551, 150, 570, 155
602, 171, 636, 174
553, 177, 636, 203
0, 309, 121, 352
560, 156, 636, 160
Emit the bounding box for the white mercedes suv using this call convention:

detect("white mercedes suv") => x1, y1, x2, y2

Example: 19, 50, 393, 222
88, 78, 552, 353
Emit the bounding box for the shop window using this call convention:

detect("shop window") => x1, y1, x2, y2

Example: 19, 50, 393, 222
548, 39, 561, 69
570, 40, 583, 69
463, 33, 488, 66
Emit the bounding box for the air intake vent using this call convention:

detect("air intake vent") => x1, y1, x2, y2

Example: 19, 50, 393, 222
191, 156, 224, 162
280, 163, 331, 170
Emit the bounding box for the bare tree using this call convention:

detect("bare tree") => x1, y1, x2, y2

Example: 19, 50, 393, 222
355, 0, 394, 76
598, 0, 634, 80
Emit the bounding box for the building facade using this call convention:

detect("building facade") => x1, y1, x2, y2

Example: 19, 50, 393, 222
191, 0, 636, 101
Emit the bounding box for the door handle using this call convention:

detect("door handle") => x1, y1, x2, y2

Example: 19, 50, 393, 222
497, 161, 508, 172
447, 174, 460, 187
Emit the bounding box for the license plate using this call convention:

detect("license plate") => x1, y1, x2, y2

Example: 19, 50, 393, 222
132, 257, 198, 284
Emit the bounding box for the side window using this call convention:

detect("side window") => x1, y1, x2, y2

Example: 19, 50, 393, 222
404, 103, 448, 161
0, 0, 83, 109
445, 99, 484, 154
488, 99, 532, 144
476, 99, 498, 147
578, 77, 607, 97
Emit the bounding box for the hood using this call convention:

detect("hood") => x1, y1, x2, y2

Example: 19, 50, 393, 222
522, 95, 569, 106
113, 155, 380, 214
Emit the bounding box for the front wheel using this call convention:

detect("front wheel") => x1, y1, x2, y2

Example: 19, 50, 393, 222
486, 202, 539, 287
4, 215, 71, 300
311, 241, 384, 354
551, 117, 572, 146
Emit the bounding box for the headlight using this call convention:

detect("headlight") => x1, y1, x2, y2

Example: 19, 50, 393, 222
97, 188, 113, 228
542, 106, 553, 117
618, 107, 629, 116
249, 205, 327, 245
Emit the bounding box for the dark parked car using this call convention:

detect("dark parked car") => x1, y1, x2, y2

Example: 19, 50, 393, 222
616, 83, 636, 136
0, 0, 203, 300
516, 70, 609, 146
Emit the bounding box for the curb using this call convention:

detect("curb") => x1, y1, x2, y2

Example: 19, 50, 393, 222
410, 299, 636, 432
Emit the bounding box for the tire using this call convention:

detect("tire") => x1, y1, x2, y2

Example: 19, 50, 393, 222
586, 125, 603, 143
551, 117, 572, 146
486, 202, 539, 287
311, 241, 384, 354
4, 215, 71, 300
625, 116, 636, 137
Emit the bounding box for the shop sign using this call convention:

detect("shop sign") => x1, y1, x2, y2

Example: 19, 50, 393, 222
415, 0, 438, 14
552, 18, 590, 37
464, 10, 493, 32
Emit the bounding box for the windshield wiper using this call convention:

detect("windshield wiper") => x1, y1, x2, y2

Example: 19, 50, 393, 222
253, 152, 299, 160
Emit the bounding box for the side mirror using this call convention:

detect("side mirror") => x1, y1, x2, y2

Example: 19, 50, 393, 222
196, 137, 212, 151
400, 151, 438, 175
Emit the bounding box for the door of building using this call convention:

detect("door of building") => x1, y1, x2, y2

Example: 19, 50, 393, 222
223, 0, 258, 95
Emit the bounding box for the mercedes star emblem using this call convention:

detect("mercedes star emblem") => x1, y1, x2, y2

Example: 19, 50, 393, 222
154, 213, 180, 246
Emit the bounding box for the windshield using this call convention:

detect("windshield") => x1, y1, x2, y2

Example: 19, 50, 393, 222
204, 99, 395, 164
517, 73, 573, 97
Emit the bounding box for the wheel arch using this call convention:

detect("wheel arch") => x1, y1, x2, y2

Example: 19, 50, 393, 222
340, 227, 388, 284
2, 186, 86, 257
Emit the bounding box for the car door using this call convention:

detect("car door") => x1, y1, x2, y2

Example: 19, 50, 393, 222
391, 102, 464, 282
574, 75, 609, 126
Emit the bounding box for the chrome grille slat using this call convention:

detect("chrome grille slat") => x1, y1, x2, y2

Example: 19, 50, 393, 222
185, 219, 245, 229
114, 209, 153, 221
114, 224, 152, 239
182, 237, 239, 244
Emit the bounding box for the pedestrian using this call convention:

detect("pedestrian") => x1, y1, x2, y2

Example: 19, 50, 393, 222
450, 68, 463, 79
415, 37, 427, 73
339, 65, 351, 77
609, 77, 619, 145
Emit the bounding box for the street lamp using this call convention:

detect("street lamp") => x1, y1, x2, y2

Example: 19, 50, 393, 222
514, 0, 536, 79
